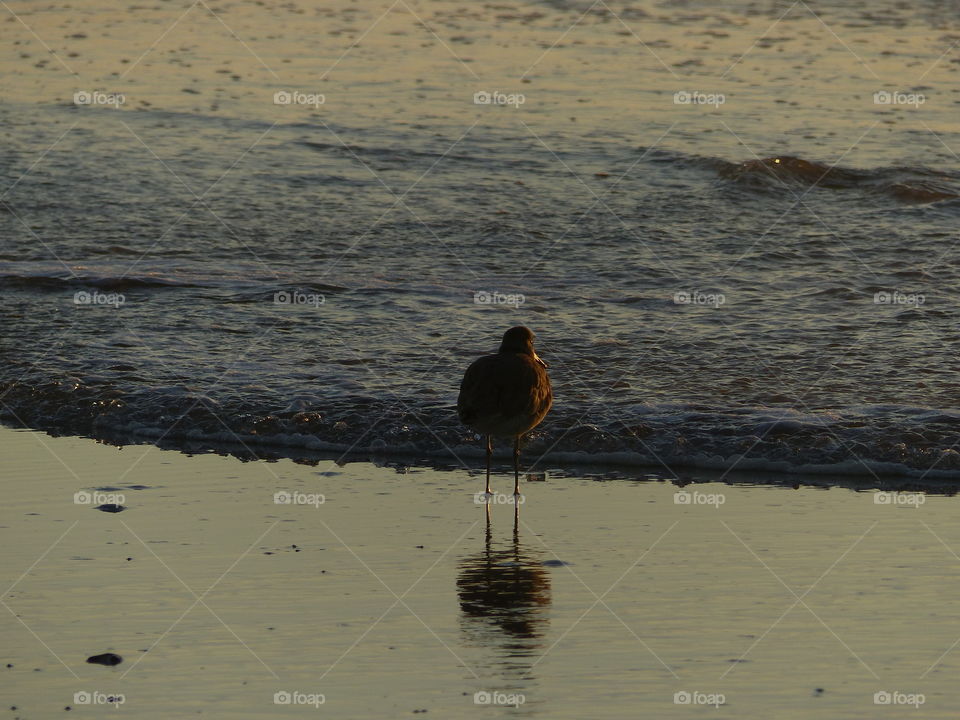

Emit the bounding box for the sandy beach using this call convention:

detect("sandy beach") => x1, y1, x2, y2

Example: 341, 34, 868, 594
4, 425, 960, 718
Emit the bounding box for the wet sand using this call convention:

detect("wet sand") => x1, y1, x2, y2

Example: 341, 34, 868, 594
3, 426, 960, 718
3, 0, 957, 163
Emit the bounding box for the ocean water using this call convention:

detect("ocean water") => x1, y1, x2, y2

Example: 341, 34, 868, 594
2, 0, 960, 478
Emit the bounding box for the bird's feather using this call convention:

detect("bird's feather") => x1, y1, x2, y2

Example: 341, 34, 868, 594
457, 352, 552, 437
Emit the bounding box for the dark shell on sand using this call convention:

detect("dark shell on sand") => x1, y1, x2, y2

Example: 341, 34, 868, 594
86, 653, 122, 666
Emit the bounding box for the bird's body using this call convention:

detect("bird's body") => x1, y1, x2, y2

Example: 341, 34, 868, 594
457, 327, 553, 495
458, 352, 552, 438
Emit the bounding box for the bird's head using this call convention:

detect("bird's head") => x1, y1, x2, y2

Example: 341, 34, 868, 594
499, 326, 547, 367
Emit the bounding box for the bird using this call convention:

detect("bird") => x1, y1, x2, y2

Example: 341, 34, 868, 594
457, 326, 553, 496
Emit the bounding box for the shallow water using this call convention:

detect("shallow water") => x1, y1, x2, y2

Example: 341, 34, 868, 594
4, 428, 960, 718
2, 1, 960, 473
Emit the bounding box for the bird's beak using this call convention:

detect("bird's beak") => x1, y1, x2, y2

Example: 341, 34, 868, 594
534, 351, 548, 368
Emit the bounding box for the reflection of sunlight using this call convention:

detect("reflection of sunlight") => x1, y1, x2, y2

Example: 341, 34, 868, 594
457, 505, 551, 677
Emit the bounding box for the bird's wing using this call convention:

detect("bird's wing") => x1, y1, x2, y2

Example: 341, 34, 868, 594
457, 355, 501, 424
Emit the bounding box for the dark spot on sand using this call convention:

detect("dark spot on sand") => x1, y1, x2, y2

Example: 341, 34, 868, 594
95, 504, 125, 513
86, 652, 122, 666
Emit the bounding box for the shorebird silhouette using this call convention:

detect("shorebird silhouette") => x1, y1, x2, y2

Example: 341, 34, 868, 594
457, 326, 553, 496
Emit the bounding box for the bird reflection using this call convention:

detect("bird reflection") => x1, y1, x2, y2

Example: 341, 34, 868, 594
457, 503, 551, 676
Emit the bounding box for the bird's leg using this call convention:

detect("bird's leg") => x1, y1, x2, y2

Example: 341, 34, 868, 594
485, 435, 492, 495
513, 435, 521, 496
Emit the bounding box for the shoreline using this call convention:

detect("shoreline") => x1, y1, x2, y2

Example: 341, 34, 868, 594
6, 422, 960, 493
